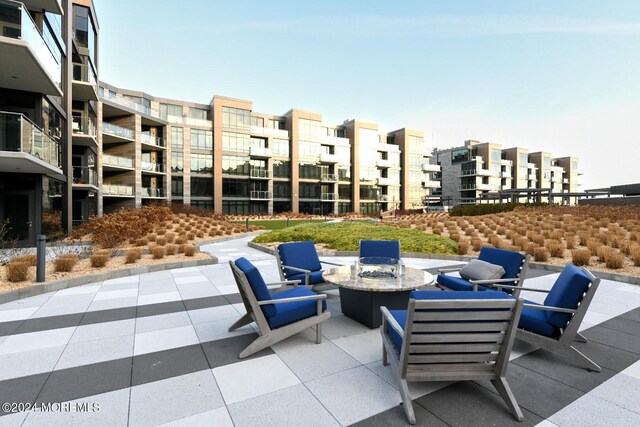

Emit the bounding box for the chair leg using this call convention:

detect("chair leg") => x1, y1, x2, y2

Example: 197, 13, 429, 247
228, 313, 252, 332
382, 344, 389, 366
575, 332, 588, 343
491, 377, 524, 422
398, 378, 416, 425
316, 323, 322, 344
239, 335, 274, 359
562, 345, 601, 372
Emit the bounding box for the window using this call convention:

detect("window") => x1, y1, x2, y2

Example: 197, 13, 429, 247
338, 166, 350, 181
299, 141, 320, 158
171, 177, 183, 196
520, 153, 529, 165
451, 148, 469, 163
338, 184, 351, 199
298, 118, 322, 137
269, 119, 285, 130
191, 200, 213, 210
273, 201, 291, 213
273, 160, 290, 178
491, 149, 502, 163
191, 177, 213, 197
299, 183, 320, 199
251, 116, 264, 127
222, 132, 250, 152
223, 200, 250, 214
189, 108, 208, 120
160, 103, 183, 120
222, 179, 249, 197
74, 5, 96, 65
222, 155, 250, 175
299, 164, 321, 180
359, 186, 379, 200
338, 202, 352, 214
191, 154, 213, 174
171, 152, 183, 172
171, 127, 183, 148
191, 129, 212, 150
272, 139, 290, 157
273, 182, 290, 198
222, 107, 251, 129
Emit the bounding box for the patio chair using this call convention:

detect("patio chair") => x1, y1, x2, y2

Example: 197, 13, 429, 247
381, 291, 524, 424
229, 257, 330, 358
437, 247, 530, 297
276, 241, 327, 288
484, 264, 601, 371
359, 240, 401, 264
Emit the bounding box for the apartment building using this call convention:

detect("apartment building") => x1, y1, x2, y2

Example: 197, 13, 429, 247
432, 140, 580, 206
0, 0, 98, 246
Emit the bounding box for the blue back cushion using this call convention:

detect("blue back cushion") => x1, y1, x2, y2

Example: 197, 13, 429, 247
479, 247, 525, 280
360, 240, 401, 259
410, 290, 513, 301
234, 257, 276, 317
544, 264, 592, 328
278, 241, 322, 278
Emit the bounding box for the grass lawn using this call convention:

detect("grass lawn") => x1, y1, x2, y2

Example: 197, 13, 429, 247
231, 219, 330, 231
253, 221, 457, 254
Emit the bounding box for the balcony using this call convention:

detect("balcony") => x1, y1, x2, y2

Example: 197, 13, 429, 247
72, 63, 98, 101
376, 158, 393, 168
422, 180, 441, 189
249, 146, 272, 158
500, 159, 513, 166
141, 161, 164, 174
22, 0, 63, 14
250, 168, 271, 179
502, 170, 512, 178
0, 111, 62, 176
71, 115, 97, 148
422, 163, 440, 173
321, 193, 337, 201
320, 153, 339, 163
0, 0, 61, 96
72, 166, 98, 189
377, 143, 400, 152
103, 184, 134, 197
142, 187, 165, 198
459, 183, 493, 191
102, 122, 134, 143
103, 154, 133, 170
377, 195, 390, 202
320, 173, 338, 182
318, 134, 350, 145
376, 177, 393, 186
250, 191, 272, 200
460, 169, 498, 177
165, 115, 211, 127
99, 88, 162, 120
528, 174, 537, 180
141, 134, 165, 149
249, 126, 289, 138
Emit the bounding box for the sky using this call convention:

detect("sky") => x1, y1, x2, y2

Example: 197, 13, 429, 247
95, 0, 640, 189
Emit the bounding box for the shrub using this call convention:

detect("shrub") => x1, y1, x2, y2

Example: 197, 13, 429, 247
546, 241, 565, 258
125, 248, 141, 264
489, 235, 503, 249
471, 237, 483, 251
54, 256, 77, 272
631, 245, 640, 266
596, 246, 609, 263
90, 254, 109, 268
165, 232, 175, 243
186, 232, 195, 240
11, 254, 37, 266
604, 250, 625, 269
147, 233, 157, 243
135, 237, 148, 246
174, 237, 185, 245
571, 249, 591, 266
457, 240, 469, 255
182, 245, 196, 256
531, 235, 546, 246
586, 239, 602, 256
533, 247, 549, 262
165, 244, 177, 255
156, 228, 166, 235
6, 262, 29, 282
156, 236, 167, 246
565, 234, 577, 250
196, 231, 204, 238
151, 246, 166, 259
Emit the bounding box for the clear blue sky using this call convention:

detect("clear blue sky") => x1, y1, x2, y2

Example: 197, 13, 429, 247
96, 0, 640, 189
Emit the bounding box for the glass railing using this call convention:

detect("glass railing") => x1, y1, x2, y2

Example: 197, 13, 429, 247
72, 62, 97, 86
166, 115, 211, 127
72, 166, 97, 186
321, 193, 337, 201
141, 133, 165, 148
320, 153, 339, 163
250, 126, 289, 138
99, 87, 161, 119
0, 0, 60, 87
141, 161, 164, 173
250, 190, 272, 200
102, 122, 134, 140
103, 154, 133, 169
249, 146, 272, 157
250, 168, 271, 179
72, 115, 96, 137
377, 195, 390, 202
0, 111, 60, 169
142, 187, 164, 198
321, 173, 338, 182
103, 184, 134, 196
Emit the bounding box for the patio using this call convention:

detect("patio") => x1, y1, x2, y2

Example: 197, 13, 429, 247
0, 236, 639, 426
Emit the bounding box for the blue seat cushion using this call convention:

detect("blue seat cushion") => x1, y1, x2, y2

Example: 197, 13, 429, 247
519, 300, 558, 337
235, 257, 275, 317
478, 247, 525, 282
360, 240, 401, 260
544, 264, 592, 328
387, 310, 406, 350
278, 241, 322, 278
436, 274, 491, 292
288, 270, 325, 285
267, 287, 327, 329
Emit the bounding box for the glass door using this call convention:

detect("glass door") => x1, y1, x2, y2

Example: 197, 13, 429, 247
4, 192, 34, 244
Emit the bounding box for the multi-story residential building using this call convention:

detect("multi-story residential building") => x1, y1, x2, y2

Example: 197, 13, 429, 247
431, 140, 580, 206
0, 0, 98, 246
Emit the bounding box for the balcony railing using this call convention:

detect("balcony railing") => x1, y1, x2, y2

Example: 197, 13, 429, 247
72, 62, 97, 86
0, 111, 60, 169
99, 87, 161, 119
142, 187, 165, 198
528, 174, 537, 180
102, 122, 134, 140
141, 161, 164, 173
422, 163, 441, 173
376, 158, 394, 168
460, 169, 498, 177
103, 154, 133, 169
320, 153, 339, 163
422, 180, 441, 189
72, 166, 97, 186
250, 191, 272, 200
250, 126, 289, 138
321, 193, 337, 201
72, 115, 96, 137
141, 133, 165, 148
250, 168, 271, 179
249, 146, 272, 157
103, 184, 133, 197
165, 115, 211, 127
376, 177, 393, 186
459, 183, 493, 191
0, 0, 60, 86
321, 173, 338, 182
377, 195, 390, 202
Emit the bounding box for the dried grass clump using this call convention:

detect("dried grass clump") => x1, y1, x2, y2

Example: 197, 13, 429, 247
147, 233, 157, 243
174, 237, 185, 245
533, 247, 549, 262
182, 245, 196, 256
165, 244, 177, 255
156, 236, 167, 246
165, 232, 175, 244
125, 248, 141, 264
90, 254, 109, 268
135, 237, 148, 247
586, 239, 602, 256
196, 231, 205, 238
531, 235, 546, 246
489, 236, 503, 249
604, 250, 625, 269
471, 237, 483, 252
11, 254, 37, 267
54, 255, 78, 272
565, 235, 577, 250
571, 249, 591, 266
186, 232, 195, 241
631, 245, 640, 267
156, 228, 167, 235
546, 241, 565, 258
151, 246, 166, 259
457, 240, 469, 255
6, 262, 29, 282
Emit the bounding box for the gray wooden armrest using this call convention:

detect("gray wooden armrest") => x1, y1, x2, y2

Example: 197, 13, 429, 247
523, 303, 577, 314
380, 306, 404, 338
320, 260, 342, 266
484, 283, 552, 293
281, 265, 311, 274
266, 280, 301, 287
257, 293, 327, 305
438, 267, 462, 274
469, 277, 519, 285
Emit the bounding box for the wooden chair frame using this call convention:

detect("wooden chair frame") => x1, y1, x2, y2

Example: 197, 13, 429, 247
275, 249, 333, 288
381, 296, 524, 424
486, 266, 601, 371
229, 261, 330, 359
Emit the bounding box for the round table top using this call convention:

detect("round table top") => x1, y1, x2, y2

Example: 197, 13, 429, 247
323, 264, 435, 293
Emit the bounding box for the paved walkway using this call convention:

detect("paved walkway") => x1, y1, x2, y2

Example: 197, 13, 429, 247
0, 236, 639, 426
